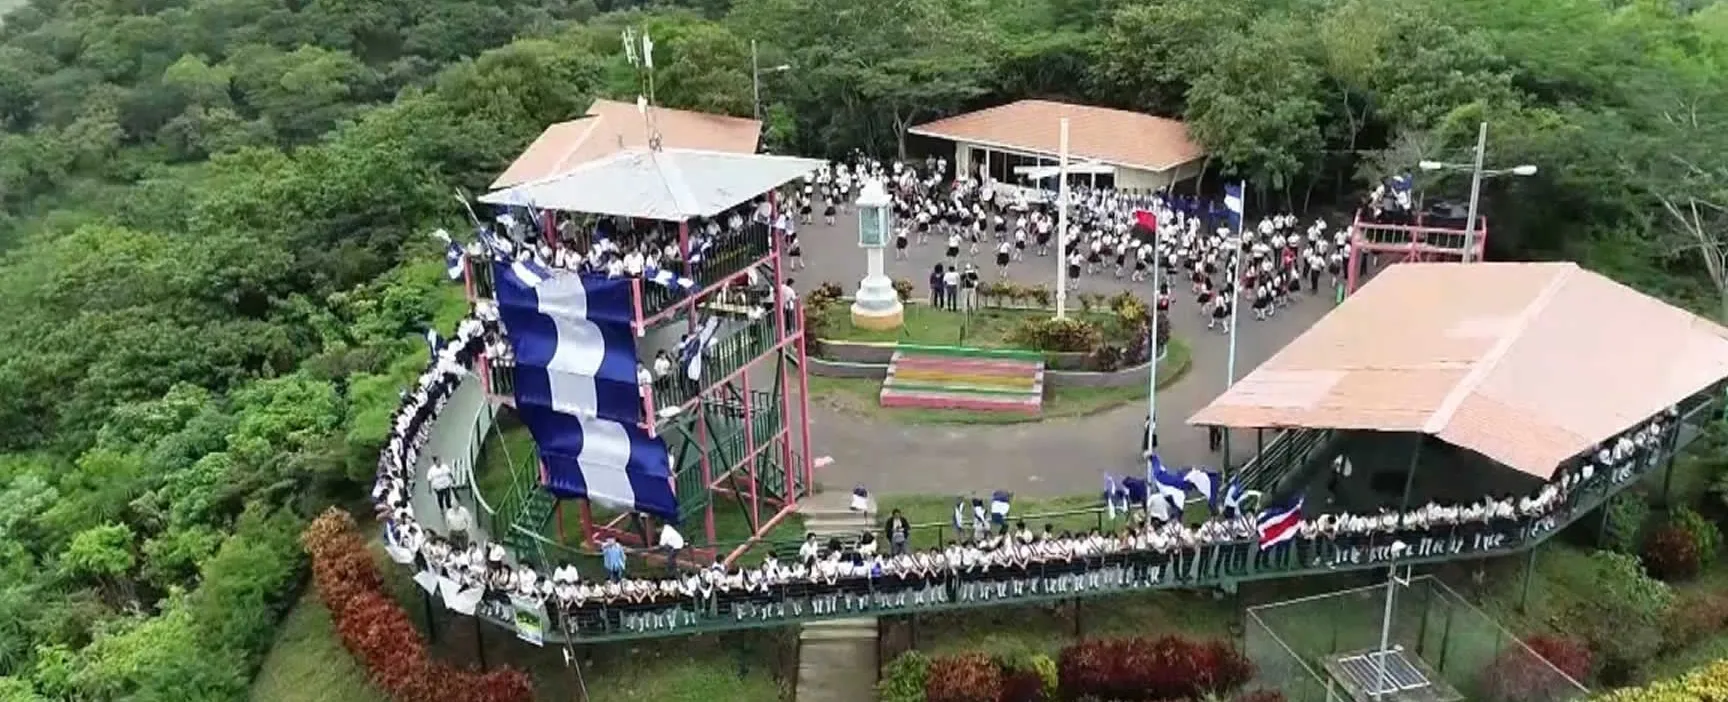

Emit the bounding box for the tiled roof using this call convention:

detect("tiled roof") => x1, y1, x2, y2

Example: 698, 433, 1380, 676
1188, 262, 1728, 478
908, 100, 1204, 172
490, 99, 761, 190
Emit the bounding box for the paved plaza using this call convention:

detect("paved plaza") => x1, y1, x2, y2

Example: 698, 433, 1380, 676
781, 212, 1337, 498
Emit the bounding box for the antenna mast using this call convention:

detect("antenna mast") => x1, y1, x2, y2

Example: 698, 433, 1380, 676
623, 27, 664, 152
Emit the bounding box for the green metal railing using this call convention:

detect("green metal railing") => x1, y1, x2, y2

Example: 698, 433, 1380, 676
1236, 429, 1334, 493
512, 448, 1657, 644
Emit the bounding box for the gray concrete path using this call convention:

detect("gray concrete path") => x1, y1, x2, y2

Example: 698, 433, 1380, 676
784, 213, 1336, 498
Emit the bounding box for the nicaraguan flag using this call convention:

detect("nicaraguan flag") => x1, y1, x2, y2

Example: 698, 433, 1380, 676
1389, 173, 1413, 196
424, 328, 443, 359
952, 498, 966, 532
493, 259, 679, 521
1224, 182, 1245, 233
679, 316, 721, 381
687, 235, 714, 265
1256, 497, 1305, 550
446, 240, 466, 281
1147, 454, 1188, 517
1221, 477, 1247, 515
1184, 469, 1219, 512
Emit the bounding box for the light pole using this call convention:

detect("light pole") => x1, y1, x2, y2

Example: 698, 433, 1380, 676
750, 40, 791, 122
1417, 121, 1538, 263
1373, 545, 1411, 700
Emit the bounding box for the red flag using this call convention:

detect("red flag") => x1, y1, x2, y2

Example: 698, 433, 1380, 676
1133, 209, 1158, 232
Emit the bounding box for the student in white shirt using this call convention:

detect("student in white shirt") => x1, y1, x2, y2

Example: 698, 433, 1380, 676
660, 523, 685, 575
427, 458, 456, 510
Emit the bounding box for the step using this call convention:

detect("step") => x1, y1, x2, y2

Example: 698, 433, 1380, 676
879, 387, 1042, 414
796, 618, 880, 702
891, 353, 1043, 374
889, 366, 1041, 386
883, 378, 1041, 397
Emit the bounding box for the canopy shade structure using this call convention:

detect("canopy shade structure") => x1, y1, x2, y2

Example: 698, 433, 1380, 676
490, 99, 761, 190
911, 100, 1203, 173
480, 148, 824, 222
1189, 262, 1728, 478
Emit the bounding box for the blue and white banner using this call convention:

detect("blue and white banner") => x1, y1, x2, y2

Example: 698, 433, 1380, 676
493, 259, 679, 521
1223, 182, 1245, 233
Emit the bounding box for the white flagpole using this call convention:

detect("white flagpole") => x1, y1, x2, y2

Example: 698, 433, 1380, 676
1225, 183, 1245, 387
1147, 226, 1159, 452
1055, 117, 1070, 319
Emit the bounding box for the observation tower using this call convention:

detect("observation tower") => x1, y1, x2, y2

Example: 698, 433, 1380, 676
1346, 208, 1486, 294
467, 145, 824, 567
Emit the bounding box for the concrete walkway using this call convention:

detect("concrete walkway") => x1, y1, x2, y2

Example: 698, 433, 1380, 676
788, 214, 1334, 497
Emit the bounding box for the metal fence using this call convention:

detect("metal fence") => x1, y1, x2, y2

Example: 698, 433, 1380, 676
1245, 575, 1587, 702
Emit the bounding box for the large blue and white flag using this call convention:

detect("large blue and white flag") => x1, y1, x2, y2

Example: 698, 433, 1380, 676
1184, 468, 1219, 511
493, 259, 679, 521
1223, 182, 1245, 233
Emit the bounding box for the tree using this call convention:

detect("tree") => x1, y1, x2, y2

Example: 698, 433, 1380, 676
1183, 15, 1326, 205
1634, 80, 1728, 319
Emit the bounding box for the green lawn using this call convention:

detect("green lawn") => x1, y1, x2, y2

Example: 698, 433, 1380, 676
805, 335, 1190, 425
818, 301, 1130, 349
252, 592, 384, 702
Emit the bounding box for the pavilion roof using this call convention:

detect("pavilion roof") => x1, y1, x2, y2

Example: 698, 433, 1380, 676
1188, 262, 1728, 478
489, 99, 761, 190
478, 147, 822, 222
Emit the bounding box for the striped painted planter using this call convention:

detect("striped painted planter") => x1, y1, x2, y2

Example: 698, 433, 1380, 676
879, 349, 1045, 415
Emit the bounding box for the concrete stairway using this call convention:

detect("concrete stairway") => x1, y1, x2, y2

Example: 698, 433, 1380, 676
878, 346, 1045, 415
794, 491, 880, 702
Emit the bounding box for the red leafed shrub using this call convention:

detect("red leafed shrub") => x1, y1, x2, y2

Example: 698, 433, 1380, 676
1479, 635, 1592, 702
926, 653, 1003, 702
998, 668, 1046, 702
1056, 635, 1255, 701
1642, 524, 1702, 581
303, 508, 534, 702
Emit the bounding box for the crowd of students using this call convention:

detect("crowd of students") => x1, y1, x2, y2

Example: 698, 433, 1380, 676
370, 304, 1679, 635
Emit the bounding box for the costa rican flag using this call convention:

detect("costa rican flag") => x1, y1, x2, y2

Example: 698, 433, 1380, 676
492, 259, 679, 522
1256, 497, 1305, 550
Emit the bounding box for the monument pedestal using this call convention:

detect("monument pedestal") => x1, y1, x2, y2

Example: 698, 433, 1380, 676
851, 247, 903, 331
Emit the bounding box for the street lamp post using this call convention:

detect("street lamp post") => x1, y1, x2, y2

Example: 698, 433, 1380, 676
1417, 121, 1538, 263
750, 40, 791, 123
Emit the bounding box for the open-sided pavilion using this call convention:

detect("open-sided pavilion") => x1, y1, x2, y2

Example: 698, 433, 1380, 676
1191, 261, 1728, 513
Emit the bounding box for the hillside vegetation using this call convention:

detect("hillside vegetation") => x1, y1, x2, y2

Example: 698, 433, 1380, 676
0, 0, 1722, 699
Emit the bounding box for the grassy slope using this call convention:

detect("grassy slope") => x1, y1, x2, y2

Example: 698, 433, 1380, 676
251, 592, 384, 702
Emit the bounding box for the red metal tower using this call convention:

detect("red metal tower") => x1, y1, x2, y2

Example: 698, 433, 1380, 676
1345, 210, 1488, 294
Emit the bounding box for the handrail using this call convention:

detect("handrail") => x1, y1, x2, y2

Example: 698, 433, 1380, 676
532, 455, 1645, 644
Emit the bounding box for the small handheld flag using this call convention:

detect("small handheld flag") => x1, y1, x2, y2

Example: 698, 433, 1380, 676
445, 240, 466, 281
1255, 497, 1305, 550
989, 490, 1012, 526
678, 317, 722, 381
1184, 469, 1219, 512
642, 265, 696, 293
424, 328, 443, 360
951, 498, 965, 532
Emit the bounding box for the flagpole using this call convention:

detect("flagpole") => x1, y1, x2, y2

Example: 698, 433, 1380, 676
1146, 228, 1159, 452
1055, 117, 1070, 319
1225, 182, 1245, 387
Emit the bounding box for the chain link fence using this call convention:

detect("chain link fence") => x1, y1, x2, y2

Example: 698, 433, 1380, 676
1245, 574, 1586, 702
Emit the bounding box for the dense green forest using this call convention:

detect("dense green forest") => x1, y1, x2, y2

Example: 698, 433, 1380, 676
0, 0, 1722, 698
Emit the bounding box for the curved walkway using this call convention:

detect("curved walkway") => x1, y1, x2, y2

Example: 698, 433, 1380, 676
791, 216, 1334, 497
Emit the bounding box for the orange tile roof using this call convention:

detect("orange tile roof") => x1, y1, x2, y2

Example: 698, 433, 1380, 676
1188, 262, 1728, 478
490, 99, 761, 190
908, 100, 1204, 172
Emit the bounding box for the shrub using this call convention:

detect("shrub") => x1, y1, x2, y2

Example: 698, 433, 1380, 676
879, 650, 932, 702
892, 279, 914, 302
1572, 551, 1674, 682
303, 509, 533, 702
813, 281, 844, 301
1664, 590, 1728, 651
1231, 691, 1287, 702
1670, 506, 1721, 568
1479, 635, 1591, 702
1056, 636, 1253, 701
998, 668, 1045, 702
1008, 317, 1103, 353
990, 647, 1056, 702
926, 653, 1002, 702
1603, 494, 1651, 554
1642, 524, 1701, 580
1593, 657, 1728, 701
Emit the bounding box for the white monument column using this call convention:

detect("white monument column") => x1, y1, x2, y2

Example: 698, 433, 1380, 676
850, 178, 905, 330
